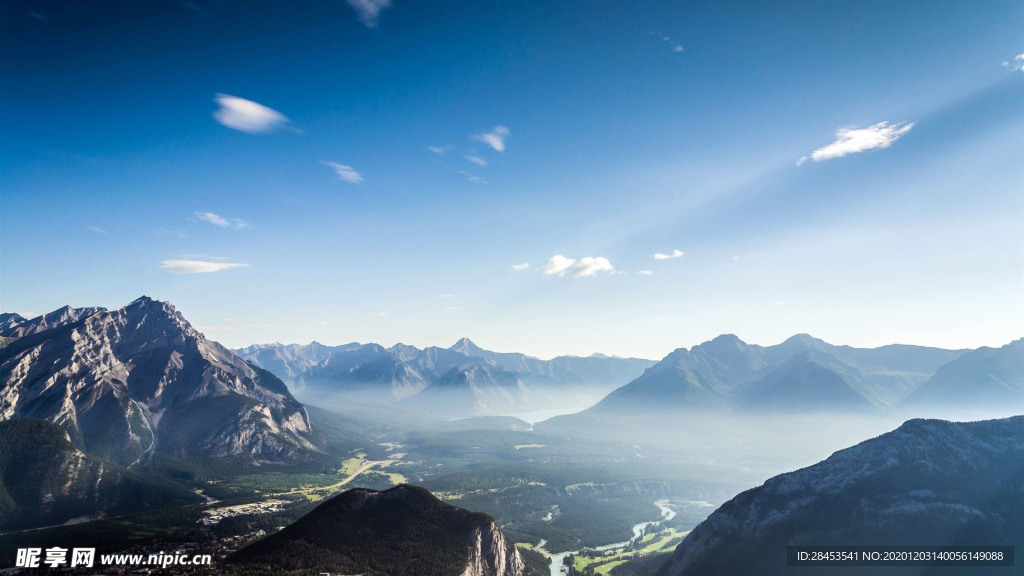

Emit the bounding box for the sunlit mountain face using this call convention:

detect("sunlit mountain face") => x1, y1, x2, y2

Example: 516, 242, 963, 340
1, 1, 1021, 575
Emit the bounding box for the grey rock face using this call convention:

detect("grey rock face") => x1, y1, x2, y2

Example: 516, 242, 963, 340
0, 296, 318, 466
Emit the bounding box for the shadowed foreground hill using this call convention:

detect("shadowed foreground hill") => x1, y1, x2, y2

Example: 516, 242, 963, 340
663, 416, 1024, 576
232, 484, 544, 576
0, 419, 200, 530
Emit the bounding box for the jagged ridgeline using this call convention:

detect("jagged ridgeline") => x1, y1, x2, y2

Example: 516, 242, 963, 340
0, 296, 325, 471
231, 484, 547, 576
237, 337, 656, 417
0, 418, 200, 530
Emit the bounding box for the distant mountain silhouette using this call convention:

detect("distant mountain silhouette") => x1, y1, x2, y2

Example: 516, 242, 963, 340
238, 338, 654, 417
403, 363, 532, 416
902, 339, 1024, 412
578, 334, 967, 416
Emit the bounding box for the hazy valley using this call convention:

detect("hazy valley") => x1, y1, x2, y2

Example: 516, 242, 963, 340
0, 297, 1020, 576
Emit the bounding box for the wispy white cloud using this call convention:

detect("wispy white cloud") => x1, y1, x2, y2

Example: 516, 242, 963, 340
428, 145, 453, 156
544, 255, 576, 276
1002, 54, 1024, 72
573, 257, 614, 277
658, 34, 684, 53
197, 212, 229, 227
213, 94, 290, 134
798, 121, 915, 165
473, 126, 510, 152
511, 263, 529, 272
161, 260, 250, 274
457, 170, 486, 184
636, 270, 653, 275
653, 249, 684, 260
440, 293, 455, 298
195, 211, 249, 229
346, 0, 392, 27
86, 225, 108, 234
465, 154, 487, 166
321, 161, 364, 183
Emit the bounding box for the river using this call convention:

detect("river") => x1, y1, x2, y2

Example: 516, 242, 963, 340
538, 500, 676, 576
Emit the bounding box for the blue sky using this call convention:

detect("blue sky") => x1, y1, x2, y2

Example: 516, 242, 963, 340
2, 0, 1021, 359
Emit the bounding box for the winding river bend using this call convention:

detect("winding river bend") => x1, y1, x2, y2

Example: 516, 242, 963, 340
537, 500, 677, 576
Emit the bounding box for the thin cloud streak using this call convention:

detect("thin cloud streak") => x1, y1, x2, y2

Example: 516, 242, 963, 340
322, 161, 364, 183
161, 260, 250, 274
457, 170, 486, 184
798, 121, 915, 165
195, 211, 249, 229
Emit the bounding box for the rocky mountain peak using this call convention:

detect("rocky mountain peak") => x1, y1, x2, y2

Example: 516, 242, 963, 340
0, 304, 105, 338
451, 337, 485, 356
0, 296, 320, 467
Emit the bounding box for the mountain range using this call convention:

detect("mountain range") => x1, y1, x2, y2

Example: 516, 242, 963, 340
238, 337, 655, 417
1, 296, 1020, 575
0, 297, 322, 469
663, 415, 1024, 576
231, 483, 544, 576
573, 333, 1024, 417
901, 339, 1024, 411
4, 297, 1019, 465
